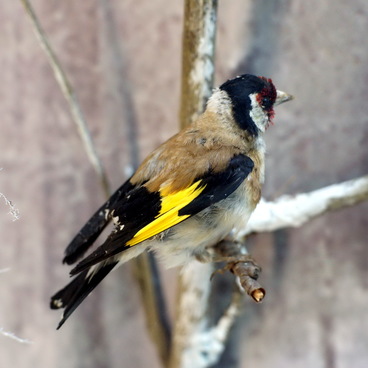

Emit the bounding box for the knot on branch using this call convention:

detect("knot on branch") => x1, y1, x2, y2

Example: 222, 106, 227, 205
211, 239, 266, 302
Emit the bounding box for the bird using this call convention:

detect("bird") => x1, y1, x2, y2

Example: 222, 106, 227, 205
50, 74, 293, 328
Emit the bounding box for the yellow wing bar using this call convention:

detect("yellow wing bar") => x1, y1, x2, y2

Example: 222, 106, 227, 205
126, 181, 205, 246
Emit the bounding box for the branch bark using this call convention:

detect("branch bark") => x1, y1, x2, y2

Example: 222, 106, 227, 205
179, 0, 218, 128
240, 175, 368, 237
169, 1, 218, 368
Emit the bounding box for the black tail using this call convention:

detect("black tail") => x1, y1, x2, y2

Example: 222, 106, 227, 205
63, 180, 134, 265
50, 261, 118, 329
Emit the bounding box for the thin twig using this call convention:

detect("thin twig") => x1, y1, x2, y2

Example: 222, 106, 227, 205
19, 0, 110, 197
0, 169, 20, 221
20, 1, 170, 363
0, 192, 20, 221
0, 327, 32, 344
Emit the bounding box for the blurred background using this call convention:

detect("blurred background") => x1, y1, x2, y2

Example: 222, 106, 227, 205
1, 1, 367, 367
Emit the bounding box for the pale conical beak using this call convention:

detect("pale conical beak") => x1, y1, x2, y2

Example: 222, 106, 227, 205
275, 90, 294, 106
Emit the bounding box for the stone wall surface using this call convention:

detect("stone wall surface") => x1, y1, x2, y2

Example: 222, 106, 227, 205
0, 1, 367, 367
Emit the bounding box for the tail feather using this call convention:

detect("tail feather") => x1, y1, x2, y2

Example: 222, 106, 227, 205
50, 261, 118, 329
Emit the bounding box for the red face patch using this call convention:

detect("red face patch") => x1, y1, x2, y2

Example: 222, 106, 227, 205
256, 77, 277, 127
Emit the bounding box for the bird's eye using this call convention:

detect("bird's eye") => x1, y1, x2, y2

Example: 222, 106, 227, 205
262, 97, 273, 110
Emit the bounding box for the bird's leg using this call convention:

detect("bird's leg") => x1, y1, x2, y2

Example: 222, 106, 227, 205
194, 238, 258, 266
212, 239, 257, 263
207, 239, 259, 277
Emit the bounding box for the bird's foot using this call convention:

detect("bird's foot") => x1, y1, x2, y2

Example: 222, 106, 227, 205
211, 254, 260, 279
209, 240, 265, 302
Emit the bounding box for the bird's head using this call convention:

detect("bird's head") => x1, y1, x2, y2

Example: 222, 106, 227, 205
216, 74, 293, 136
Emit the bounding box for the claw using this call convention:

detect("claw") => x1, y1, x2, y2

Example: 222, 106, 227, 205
210, 263, 232, 280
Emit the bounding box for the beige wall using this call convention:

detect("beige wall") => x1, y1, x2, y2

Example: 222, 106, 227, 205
1, 1, 367, 367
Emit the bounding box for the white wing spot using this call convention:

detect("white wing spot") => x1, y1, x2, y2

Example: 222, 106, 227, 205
53, 299, 63, 308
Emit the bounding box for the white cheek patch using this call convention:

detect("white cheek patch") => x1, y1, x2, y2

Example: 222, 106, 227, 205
249, 93, 269, 133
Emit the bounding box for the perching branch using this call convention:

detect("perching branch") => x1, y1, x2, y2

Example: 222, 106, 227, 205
179, 0, 218, 127
169, 2, 218, 368
170, 289, 243, 368
240, 175, 368, 237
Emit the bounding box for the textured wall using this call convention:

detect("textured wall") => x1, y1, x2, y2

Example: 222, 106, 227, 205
0, 1, 367, 368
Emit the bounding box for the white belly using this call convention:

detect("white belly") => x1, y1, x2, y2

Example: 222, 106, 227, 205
149, 183, 254, 267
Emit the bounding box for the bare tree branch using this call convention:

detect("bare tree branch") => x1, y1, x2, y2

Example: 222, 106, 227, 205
19, 0, 110, 197
169, 1, 218, 368
240, 175, 368, 237
172, 284, 242, 368
170, 262, 215, 368
191, 291, 242, 367
179, 0, 218, 128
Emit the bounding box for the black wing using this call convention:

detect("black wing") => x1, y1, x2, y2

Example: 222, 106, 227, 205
70, 154, 254, 275
178, 154, 254, 217
62, 180, 135, 265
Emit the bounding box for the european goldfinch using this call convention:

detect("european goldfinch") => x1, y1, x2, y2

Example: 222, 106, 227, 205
51, 74, 293, 328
